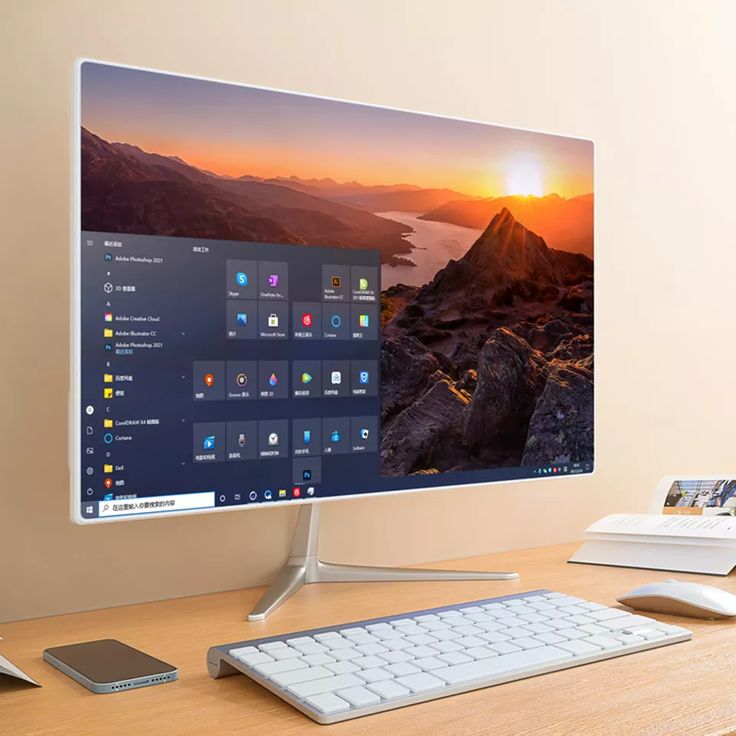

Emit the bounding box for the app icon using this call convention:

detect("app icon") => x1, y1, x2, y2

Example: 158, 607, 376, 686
293, 487, 302, 498
104, 477, 113, 489
330, 429, 341, 443
103, 373, 113, 383
103, 418, 113, 428
268, 274, 279, 288
103, 388, 113, 399
331, 371, 342, 385
104, 343, 112, 352
104, 493, 113, 501
104, 253, 112, 262
103, 464, 113, 473
249, 490, 258, 502
301, 372, 313, 385
268, 313, 279, 328
303, 429, 311, 444
104, 312, 113, 322
236, 312, 248, 326
306, 486, 315, 496
264, 489, 273, 500
268, 432, 279, 446
359, 314, 370, 328
104, 433, 113, 444
359, 370, 369, 384
331, 276, 341, 288
268, 372, 278, 387
236, 271, 248, 286
302, 469, 312, 481
236, 372, 248, 387
203, 372, 215, 388
104, 282, 113, 294
104, 328, 113, 338
359, 277, 368, 290
301, 312, 313, 328
238, 433, 247, 448
203, 435, 216, 450
360, 428, 370, 440
278, 488, 287, 498
330, 314, 342, 329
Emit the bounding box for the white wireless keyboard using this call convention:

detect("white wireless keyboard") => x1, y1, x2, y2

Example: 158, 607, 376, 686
208, 589, 691, 724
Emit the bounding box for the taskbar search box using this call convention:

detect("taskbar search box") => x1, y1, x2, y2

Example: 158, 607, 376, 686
82, 492, 216, 519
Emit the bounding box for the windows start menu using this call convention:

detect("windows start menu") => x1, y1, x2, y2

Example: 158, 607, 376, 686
79, 232, 381, 520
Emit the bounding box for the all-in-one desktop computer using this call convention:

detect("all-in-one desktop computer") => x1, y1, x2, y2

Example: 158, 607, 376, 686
72, 61, 689, 723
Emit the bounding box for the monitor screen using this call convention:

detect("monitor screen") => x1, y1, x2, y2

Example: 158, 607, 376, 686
73, 60, 594, 522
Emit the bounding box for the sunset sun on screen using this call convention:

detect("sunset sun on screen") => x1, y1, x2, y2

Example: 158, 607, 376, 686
505, 154, 544, 196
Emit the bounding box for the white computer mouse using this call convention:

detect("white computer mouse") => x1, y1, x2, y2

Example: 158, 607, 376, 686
617, 579, 736, 619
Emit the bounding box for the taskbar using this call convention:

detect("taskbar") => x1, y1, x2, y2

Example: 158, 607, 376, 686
79, 460, 593, 519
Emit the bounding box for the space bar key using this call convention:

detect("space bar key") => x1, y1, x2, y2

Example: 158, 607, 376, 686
434, 646, 573, 685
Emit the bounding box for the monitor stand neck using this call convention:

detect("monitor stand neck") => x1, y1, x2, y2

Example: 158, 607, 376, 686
247, 503, 519, 621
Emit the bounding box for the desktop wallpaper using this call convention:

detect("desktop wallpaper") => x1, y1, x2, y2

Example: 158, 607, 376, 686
80, 62, 594, 478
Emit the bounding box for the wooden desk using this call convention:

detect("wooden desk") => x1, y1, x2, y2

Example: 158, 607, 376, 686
2, 542, 735, 736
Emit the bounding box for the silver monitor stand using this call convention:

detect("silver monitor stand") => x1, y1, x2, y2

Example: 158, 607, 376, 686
247, 502, 519, 621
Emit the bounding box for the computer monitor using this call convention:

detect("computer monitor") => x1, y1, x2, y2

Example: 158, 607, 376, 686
72, 59, 594, 522
72, 60, 593, 614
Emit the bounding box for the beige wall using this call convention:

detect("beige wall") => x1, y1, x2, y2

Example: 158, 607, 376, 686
2, 0, 735, 623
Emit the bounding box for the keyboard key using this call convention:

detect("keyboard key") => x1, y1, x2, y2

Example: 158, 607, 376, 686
302, 652, 336, 666
289, 673, 364, 698
325, 660, 360, 675
420, 620, 450, 631
577, 623, 609, 636
356, 667, 393, 683
336, 685, 381, 708
510, 637, 544, 650
286, 636, 313, 646
433, 646, 572, 685
384, 661, 421, 677
405, 645, 438, 659
356, 643, 389, 656
269, 647, 303, 660
381, 638, 413, 651
379, 649, 414, 664
365, 679, 410, 700
562, 615, 595, 626
556, 628, 588, 640
431, 628, 463, 641
405, 633, 437, 646
331, 648, 361, 662
456, 636, 486, 648
613, 633, 645, 646
459, 606, 484, 613
229, 645, 258, 658
414, 614, 440, 623
582, 635, 621, 650
305, 692, 350, 715
479, 631, 510, 644
414, 656, 446, 671
500, 627, 532, 639
534, 632, 566, 645
588, 608, 629, 621
437, 651, 473, 665
455, 624, 484, 636
431, 640, 465, 653
366, 623, 393, 632
351, 655, 386, 669
314, 632, 342, 642
394, 672, 446, 693
373, 628, 405, 640
272, 665, 333, 687
488, 641, 521, 655
323, 637, 355, 650
291, 641, 329, 655
555, 639, 603, 656
259, 641, 287, 651
340, 627, 366, 637
624, 627, 665, 640
558, 604, 588, 615
523, 622, 555, 635
465, 646, 498, 659
254, 657, 309, 676
237, 651, 274, 667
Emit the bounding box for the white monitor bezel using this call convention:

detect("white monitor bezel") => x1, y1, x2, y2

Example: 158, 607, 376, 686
70, 58, 596, 524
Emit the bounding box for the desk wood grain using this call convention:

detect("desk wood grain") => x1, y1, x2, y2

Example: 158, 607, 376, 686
2, 543, 736, 736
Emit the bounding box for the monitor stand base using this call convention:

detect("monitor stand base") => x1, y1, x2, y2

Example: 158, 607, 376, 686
247, 503, 519, 621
